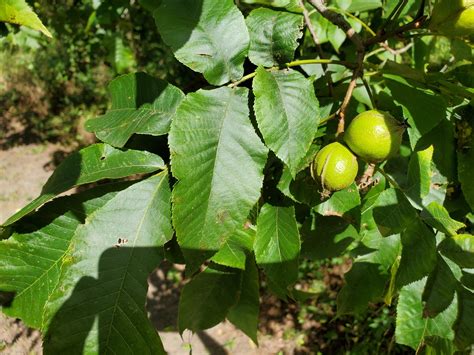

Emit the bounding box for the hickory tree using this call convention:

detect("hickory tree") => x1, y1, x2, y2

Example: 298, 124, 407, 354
1, 0, 474, 353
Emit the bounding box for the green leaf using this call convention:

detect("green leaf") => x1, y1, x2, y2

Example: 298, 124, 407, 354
396, 279, 457, 350
43, 173, 172, 353
406, 145, 434, 208
301, 215, 357, 260
178, 265, 242, 333
211, 226, 255, 270
461, 270, 474, 290
458, 119, 474, 211
421, 202, 465, 237
241, 0, 299, 9
227, 256, 260, 344
154, 0, 249, 85
109, 35, 136, 74
422, 255, 457, 317
346, 0, 382, 12
86, 73, 184, 148
337, 262, 389, 314
2, 144, 165, 226
254, 204, 300, 299
246, 8, 303, 67
385, 76, 447, 149
440, 234, 474, 268
307, 10, 330, 44
0, 0, 52, 37
253, 68, 319, 177
169, 87, 267, 257
416, 119, 456, 183
453, 287, 474, 350
0, 183, 127, 329
396, 219, 437, 288
277, 166, 321, 206
314, 183, 360, 217
372, 188, 418, 237
421, 336, 457, 355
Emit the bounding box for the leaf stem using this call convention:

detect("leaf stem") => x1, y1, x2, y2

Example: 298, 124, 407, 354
228, 59, 355, 88
328, 7, 377, 37
377, 167, 402, 190
228, 72, 257, 88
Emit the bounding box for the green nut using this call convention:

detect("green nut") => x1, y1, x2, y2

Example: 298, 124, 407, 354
344, 110, 405, 163
429, 0, 474, 37
312, 142, 358, 191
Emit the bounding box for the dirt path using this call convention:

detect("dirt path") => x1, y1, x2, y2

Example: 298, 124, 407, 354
0, 144, 295, 354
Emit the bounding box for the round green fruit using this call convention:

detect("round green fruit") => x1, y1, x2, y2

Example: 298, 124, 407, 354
344, 110, 405, 163
429, 0, 474, 37
312, 142, 358, 191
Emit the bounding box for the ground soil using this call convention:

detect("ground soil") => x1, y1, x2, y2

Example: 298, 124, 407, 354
0, 144, 299, 355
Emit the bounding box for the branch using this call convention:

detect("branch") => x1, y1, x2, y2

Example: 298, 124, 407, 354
380, 41, 413, 56
306, 0, 364, 53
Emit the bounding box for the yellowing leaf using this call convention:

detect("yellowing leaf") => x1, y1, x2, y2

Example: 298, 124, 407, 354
0, 0, 52, 37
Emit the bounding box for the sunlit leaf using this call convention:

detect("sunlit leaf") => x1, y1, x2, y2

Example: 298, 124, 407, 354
154, 0, 249, 85
86, 73, 184, 147
3, 144, 165, 226
253, 67, 319, 177
169, 87, 267, 259
0, 0, 52, 37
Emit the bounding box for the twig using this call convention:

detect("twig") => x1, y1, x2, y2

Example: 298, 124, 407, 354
307, 0, 365, 137
362, 77, 376, 109
228, 58, 356, 88
384, 0, 409, 27
306, 0, 364, 52
298, 0, 334, 96
328, 6, 377, 37
379, 42, 413, 56
364, 15, 427, 47
228, 72, 257, 88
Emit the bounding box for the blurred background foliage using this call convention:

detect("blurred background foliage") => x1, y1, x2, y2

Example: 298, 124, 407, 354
0, 0, 200, 146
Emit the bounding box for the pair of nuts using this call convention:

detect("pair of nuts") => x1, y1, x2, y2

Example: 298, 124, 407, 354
312, 110, 405, 192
